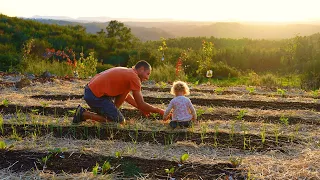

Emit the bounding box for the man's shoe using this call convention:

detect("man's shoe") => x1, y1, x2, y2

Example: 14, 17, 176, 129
72, 105, 85, 124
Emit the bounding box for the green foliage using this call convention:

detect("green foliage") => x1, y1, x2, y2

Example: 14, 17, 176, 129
246, 86, 255, 94
96, 63, 114, 73
0, 141, 6, 149
101, 161, 111, 174
115, 151, 121, 158
92, 163, 99, 176
229, 156, 242, 167
277, 88, 286, 96
150, 63, 186, 82
279, 115, 289, 126
165, 167, 175, 174
1, 99, 9, 107
260, 73, 279, 87
77, 51, 98, 78
211, 61, 240, 78
180, 153, 189, 163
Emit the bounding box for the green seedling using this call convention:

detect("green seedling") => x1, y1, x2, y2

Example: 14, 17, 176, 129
68, 109, 76, 116
311, 89, 319, 98
277, 88, 286, 97
0, 115, 3, 134
180, 153, 189, 164
102, 161, 111, 174
0, 141, 7, 149
246, 86, 255, 94
165, 167, 175, 177
1, 99, 9, 107
31, 109, 39, 114
115, 151, 121, 158
92, 163, 99, 176
260, 124, 266, 144
229, 156, 242, 167
279, 115, 289, 126
214, 87, 225, 94
236, 109, 247, 121
196, 108, 205, 117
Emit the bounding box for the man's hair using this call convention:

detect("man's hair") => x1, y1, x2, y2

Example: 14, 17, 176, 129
134, 60, 152, 70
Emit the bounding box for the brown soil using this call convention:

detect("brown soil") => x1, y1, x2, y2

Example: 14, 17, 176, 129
30, 95, 320, 111
0, 149, 246, 179
1, 123, 301, 152
1, 104, 318, 125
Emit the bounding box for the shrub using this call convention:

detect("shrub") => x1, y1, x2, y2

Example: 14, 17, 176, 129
260, 73, 279, 87
96, 63, 114, 73
212, 61, 240, 78
150, 63, 186, 83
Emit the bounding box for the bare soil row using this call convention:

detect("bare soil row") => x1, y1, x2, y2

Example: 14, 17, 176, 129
1, 104, 318, 125
0, 149, 246, 179
30, 95, 320, 111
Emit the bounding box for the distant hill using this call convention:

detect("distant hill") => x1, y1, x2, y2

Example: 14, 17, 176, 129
30, 16, 320, 41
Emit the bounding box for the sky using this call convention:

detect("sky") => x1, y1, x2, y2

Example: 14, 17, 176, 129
0, 0, 319, 23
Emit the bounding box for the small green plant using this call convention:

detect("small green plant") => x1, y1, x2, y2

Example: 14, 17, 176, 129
311, 89, 319, 98
180, 153, 189, 164
273, 125, 279, 145
0, 115, 3, 134
68, 109, 76, 116
0, 141, 7, 149
229, 156, 242, 167
165, 167, 175, 178
196, 108, 205, 117
31, 109, 39, 115
277, 88, 286, 97
200, 123, 208, 144
214, 87, 225, 94
115, 151, 121, 158
236, 109, 247, 121
260, 124, 266, 144
246, 86, 255, 94
1, 99, 9, 107
229, 120, 236, 141
279, 115, 289, 126
101, 161, 111, 174
92, 163, 99, 176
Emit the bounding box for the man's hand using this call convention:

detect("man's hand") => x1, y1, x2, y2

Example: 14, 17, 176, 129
158, 109, 165, 116
140, 110, 150, 117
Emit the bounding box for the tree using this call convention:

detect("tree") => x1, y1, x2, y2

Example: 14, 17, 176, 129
105, 20, 136, 49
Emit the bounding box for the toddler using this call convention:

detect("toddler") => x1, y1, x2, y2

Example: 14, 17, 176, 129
163, 81, 197, 129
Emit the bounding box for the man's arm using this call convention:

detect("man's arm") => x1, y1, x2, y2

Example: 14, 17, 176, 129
132, 90, 164, 115
125, 93, 138, 108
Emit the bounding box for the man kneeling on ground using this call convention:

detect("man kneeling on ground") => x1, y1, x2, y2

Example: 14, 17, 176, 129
73, 60, 164, 124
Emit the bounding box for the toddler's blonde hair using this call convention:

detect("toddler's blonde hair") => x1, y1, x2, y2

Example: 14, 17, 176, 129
170, 81, 190, 95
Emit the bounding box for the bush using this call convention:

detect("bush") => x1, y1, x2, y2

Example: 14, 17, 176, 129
96, 63, 114, 73
150, 63, 186, 83
260, 73, 279, 87
212, 61, 240, 78
18, 56, 73, 76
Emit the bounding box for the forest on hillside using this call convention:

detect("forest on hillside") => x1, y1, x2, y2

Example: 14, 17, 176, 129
0, 14, 320, 89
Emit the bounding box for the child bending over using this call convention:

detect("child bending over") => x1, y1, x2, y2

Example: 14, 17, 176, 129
163, 81, 197, 129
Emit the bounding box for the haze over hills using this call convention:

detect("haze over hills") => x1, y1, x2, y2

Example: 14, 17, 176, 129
30, 15, 320, 41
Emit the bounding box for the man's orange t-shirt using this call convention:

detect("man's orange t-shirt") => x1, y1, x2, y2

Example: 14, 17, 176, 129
88, 67, 141, 98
